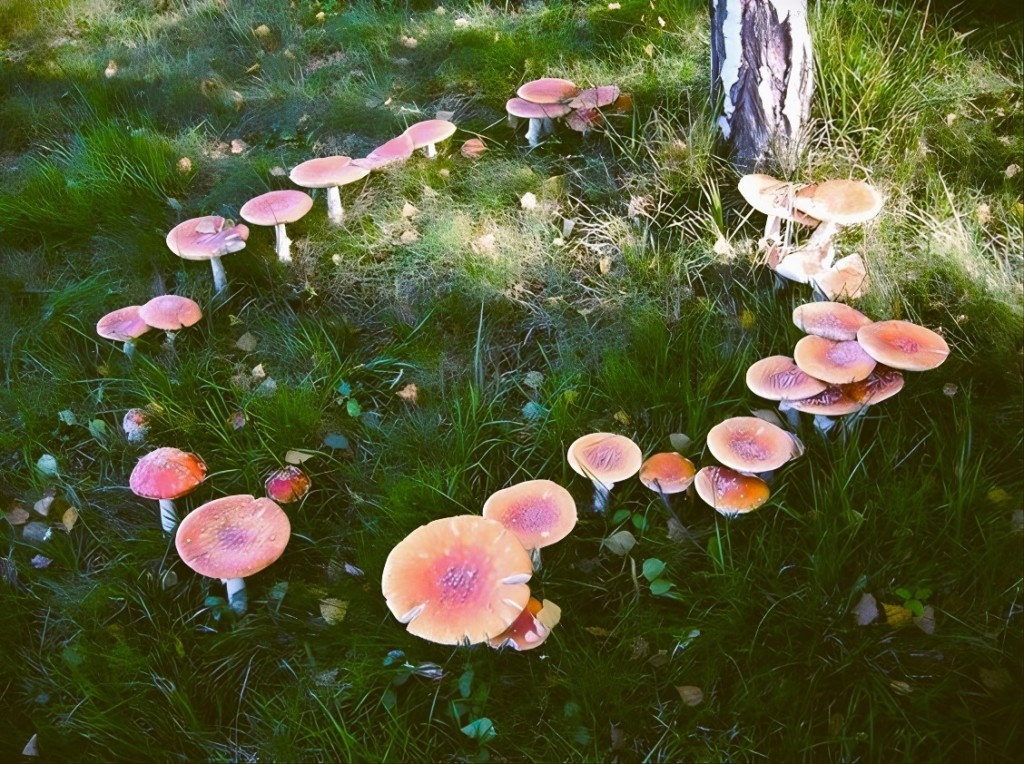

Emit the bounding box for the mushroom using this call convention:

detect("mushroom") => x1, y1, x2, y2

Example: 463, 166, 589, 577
779, 386, 865, 418
129, 447, 207, 533
353, 133, 415, 171
793, 179, 883, 248
482, 479, 577, 568
175, 494, 290, 615
517, 77, 579, 105
122, 408, 150, 445
738, 173, 820, 244
138, 295, 203, 333
239, 189, 314, 263
813, 253, 870, 300
706, 417, 803, 475
165, 215, 249, 294
693, 466, 770, 517
567, 432, 643, 512
781, 368, 904, 434
488, 597, 561, 651
792, 301, 872, 341
381, 515, 532, 645
638, 452, 696, 512
773, 243, 835, 285
746, 355, 829, 401
96, 306, 151, 358
567, 85, 621, 110
404, 119, 457, 158
793, 335, 877, 384
857, 320, 950, 371
846, 367, 905, 405
288, 156, 369, 227
264, 465, 311, 504
505, 98, 571, 147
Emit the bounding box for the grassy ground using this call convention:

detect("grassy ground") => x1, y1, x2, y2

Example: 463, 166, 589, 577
1, 0, 1022, 761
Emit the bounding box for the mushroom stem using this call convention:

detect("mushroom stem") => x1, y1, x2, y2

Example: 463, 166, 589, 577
764, 215, 781, 242
224, 577, 247, 615
158, 499, 177, 534
541, 116, 554, 135
123, 339, 136, 360
813, 414, 836, 435
209, 256, 227, 294
591, 480, 611, 513
325, 186, 344, 226
274, 223, 292, 263
780, 404, 801, 430
525, 118, 542, 147
424, 142, 438, 158
806, 220, 839, 249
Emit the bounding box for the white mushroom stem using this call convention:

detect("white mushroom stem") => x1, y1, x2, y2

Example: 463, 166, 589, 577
123, 339, 136, 359
779, 403, 801, 429
274, 223, 292, 263
158, 499, 177, 533
424, 143, 438, 158
813, 414, 836, 435
210, 256, 227, 294
325, 186, 344, 226
541, 116, 554, 135
530, 547, 543, 571
764, 215, 781, 242
224, 577, 247, 615
806, 220, 839, 249
591, 480, 612, 513
525, 118, 543, 147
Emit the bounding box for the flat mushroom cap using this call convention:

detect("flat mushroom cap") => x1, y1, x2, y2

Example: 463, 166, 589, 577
175, 494, 290, 580
793, 301, 872, 341
781, 385, 865, 416
638, 452, 696, 494
488, 597, 561, 651
567, 433, 644, 486
694, 466, 770, 516
404, 119, 457, 148
706, 417, 802, 473
130, 447, 207, 500
738, 174, 820, 225
746, 355, 829, 401
289, 156, 368, 188
505, 97, 572, 120
517, 78, 579, 104
794, 179, 883, 225
97, 306, 151, 341
857, 320, 950, 371
354, 133, 416, 170
381, 515, 532, 646
138, 295, 203, 331
264, 465, 311, 504
240, 190, 314, 226
166, 216, 250, 261
482, 479, 577, 551
846, 367, 905, 405
567, 85, 621, 109
794, 335, 877, 385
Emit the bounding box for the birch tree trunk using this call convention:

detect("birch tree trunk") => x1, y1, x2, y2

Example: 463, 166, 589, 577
709, 0, 814, 171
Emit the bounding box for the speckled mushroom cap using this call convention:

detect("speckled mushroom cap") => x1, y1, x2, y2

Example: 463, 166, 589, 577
97, 306, 152, 342
175, 494, 290, 580
240, 190, 314, 227
793, 179, 883, 225
354, 133, 416, 170
404, 119, 457, 149
706, 417, 802, 473
738, 174, 819, 225
482, 479, 577, 551
138, 295, 203, 331
130, 447, 207, 500
694, 466, 770, 516
567, 85, 621, 109
794, 335, 877, 384
264, 465, 311, 504
746, 356, 829, 401
857, 320, 950, 371
792, 301, 872, 341
381, 515, 532, 646
289, 156, 368, 189
165, 216, 250, 261
505, 97, 572, 120
517, 77, 579, 104
567, 433, 644, 486
488, 597, 561, 651
780, 386, 865, 416
638, 453, 696, 494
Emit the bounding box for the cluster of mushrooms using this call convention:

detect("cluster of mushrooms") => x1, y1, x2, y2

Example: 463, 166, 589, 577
738, 174, 883, 299
96, 295, 203, 357
126, 444, 310, 614
506, 77, 630, 147
748, 301, 951, 432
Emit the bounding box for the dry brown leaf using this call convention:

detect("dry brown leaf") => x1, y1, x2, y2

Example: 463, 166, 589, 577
397, 383, 419, 404
62, 507, 79, 532
461, 138, 486, 158
676, 685, 704, 706
401, 202, 419, 218
251, 363, 266, 380
6, 504, 30, 526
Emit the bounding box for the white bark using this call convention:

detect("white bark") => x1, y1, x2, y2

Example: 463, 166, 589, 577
210, 256, 227, 293
325, 186, 344, 226
225, 577, 247, 615
159, 499, 177, 533
525, 118, 542, 147
274, 223, 292, 263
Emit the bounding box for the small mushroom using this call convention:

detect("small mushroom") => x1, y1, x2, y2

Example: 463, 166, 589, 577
138, 295, 203, 333
638, 452, 695, 513
506, 98, 571, 147
165, 215, 250, 294
289, 157, 369, 226
404, 119, 457, 158
96, 306, 151, 358
482, 479, 577, 568
793, 335, 877, 384
693, 466, 770, 517
792, 301, 872, 341
488, 597, 561, 651
264, 465, 311, 504
793, 179, 883, 247
738, 173, 820, 244
122, 408, 150, 445
129, 447, 207, 533
746, 356, 829, 401
567, 432, 643, 512
706, 417, 803, 475
857, 320, 950, 371
239, 189, 314, 263
176, 494, 290, 615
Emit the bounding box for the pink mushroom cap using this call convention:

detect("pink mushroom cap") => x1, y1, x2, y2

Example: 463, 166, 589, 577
289, 156, 369, 189
505, 97, 572, 119
97, 306, 152, 342
517, 78, 579, 104
130, 447, 207, 500
165, 216, 250, 261
353, 133, 416, 170
240, 190, 314, 227
138, 295, 203, 331
404, 119, 457, 149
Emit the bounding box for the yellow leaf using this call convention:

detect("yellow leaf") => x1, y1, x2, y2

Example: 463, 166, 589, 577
613, 410, 631, 426
320, 598, 349, 625
882, 602, 913, 628
62, 507, 79, 532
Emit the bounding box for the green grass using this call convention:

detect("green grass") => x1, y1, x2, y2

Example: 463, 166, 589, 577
1, 0, 1022, 761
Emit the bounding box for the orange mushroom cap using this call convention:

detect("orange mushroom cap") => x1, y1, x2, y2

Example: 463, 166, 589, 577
482, 479, 577, 551
130, 447, 207, 500
856, 320, 950, 371
792, 301, 872, 342
638, 452, 696, 494
746, 355, 829, 401
846, 366, 905, 405
567, 433, 643, 486
517, 77, 579, 104
793, 335, 877, 385
138, 295, 203, 331
175, 494, 290, 580
706, 417, 802, 473
488, 597, 561, 651
240, 189, 314, 226
381, 515, 532, 645
694, 466, 770, 516
738, 174, 820, 225
265, 465, 311, 504
97, 306, 151, 342
165, 215, 249, 261
813, 253, 870, 300
289, 156, 368, 189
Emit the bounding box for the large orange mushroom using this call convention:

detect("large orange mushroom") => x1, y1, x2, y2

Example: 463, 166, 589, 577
567, 432, 643, 512
793, 335, 877, 385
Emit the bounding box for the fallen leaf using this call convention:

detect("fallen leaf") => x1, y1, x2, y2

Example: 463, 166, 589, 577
23, 522, 52, 543
988, 487, 1012, 504
520, 192, 538, 210
669, 433, 692, 452
461, 138, 486, 158
584, 625, 611, 637
321, 598, 349, 624
613, 410, 631, 426
344, 562, 364, 577
31, 555, 51, 570
255, 378, 277, 397
524, 370, 545, 389
33, 489, 56, 517
914, 605, 936, 635
251, 363, 266, 380
236, 332, 258, 352
889, 680, 912, 695
601, 530, 636, 556
399, 35, 418, 48
285, 450, 315, 465
37, 455, 58, 476
676, 685, 703, 706
323, 433, 351, 450
269, 166, 287, 177
399, 229, 419, 244
253, 24, 271, 38
23, 734, 39, 757
943, 382, 958, 397
853, 592, 879, 626
713, 236, 734, 258
228, 410, 246, 430
397, 383, 419, 403
401, 202, 419, 218
609, 2, 621, 9
6, 504, 30, 526
882, 602, 914, 628
230, 138, 248, 154
58, 409, 76, 425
